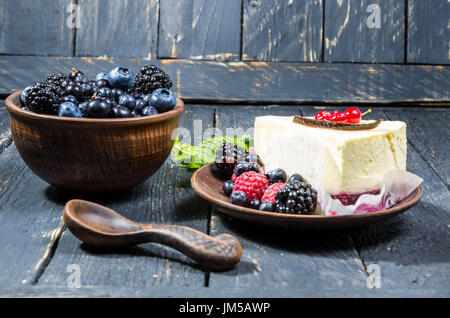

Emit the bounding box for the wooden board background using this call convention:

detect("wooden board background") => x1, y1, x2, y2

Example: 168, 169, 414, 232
0, 0, 448, 65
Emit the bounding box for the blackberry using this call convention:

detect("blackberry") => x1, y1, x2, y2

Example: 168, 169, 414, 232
45, 73, 67, 88
133, 64, 172, 94
25, 82, 63, 115
275, 180, 317, 215
215, 143, 247, 178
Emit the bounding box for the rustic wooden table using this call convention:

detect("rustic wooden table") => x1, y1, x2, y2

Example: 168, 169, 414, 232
0, 57, 448, 297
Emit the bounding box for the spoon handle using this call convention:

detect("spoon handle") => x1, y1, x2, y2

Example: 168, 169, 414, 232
141, 225, 242, 270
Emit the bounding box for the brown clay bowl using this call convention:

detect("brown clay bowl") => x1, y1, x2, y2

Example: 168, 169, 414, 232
191, 163, 423, 229
5, 91, 184, 192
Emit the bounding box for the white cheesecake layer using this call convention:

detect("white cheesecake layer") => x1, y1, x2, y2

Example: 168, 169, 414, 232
254, 116, 407, 195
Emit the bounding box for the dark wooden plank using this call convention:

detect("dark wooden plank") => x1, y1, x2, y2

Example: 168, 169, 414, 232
209, 105, 370, 292
0, 101, 13, 154
0, 0, 73, 56
158, 0, 241, 61
324, 0, 404, 63
408, 0, 450, 64
301, 107, 450, 292
36, 105, 215, 288
76, 0, 159, 58
0, 56, 449, 104
242, 0, 322, 62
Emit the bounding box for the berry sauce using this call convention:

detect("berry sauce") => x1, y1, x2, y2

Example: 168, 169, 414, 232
331, 189, 380, 206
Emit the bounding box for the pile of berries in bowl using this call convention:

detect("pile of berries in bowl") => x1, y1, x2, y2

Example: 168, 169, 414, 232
5, 64, 184, 192
20, 65, 176, 118
215, 143, 318, 215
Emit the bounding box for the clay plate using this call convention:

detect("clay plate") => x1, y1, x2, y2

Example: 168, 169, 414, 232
191, 163, 422, 229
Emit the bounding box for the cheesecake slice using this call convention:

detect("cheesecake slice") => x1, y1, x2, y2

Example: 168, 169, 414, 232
254, 116, 407, 205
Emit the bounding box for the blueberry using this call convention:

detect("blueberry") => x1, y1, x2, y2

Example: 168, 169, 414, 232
78, 102, 88, 114
230, 191, 248, 207
118, 94, 136, 110
21, 86, 33, 105
64, 95, 78, 105
134, 99, 146, 113
75, 74, 88, 84
69, 69, 84, 81
141, 106, 158, 116
233, 162, 250, 177
259, 201, 275, 212
131, 110, 141, 117
60, 79, 74, 90
288, 173, 305, 183
249, 199, 261, 210
248, 162, 260, 173
142, 94, 152, 105
111, 106, 132, 118
266, 168, 287, 184
149, 88, 177, 113
80, 83, 95, 97
222, 180, 235, 197
58, 102, 82, 118
96, 79, 111, 88
133, 93, 143, 100
84, 99, 111, 118
97, 87, 113, 98
64, 84, 83, 100
95, 72, 111, 82
111, 88, 124, 102
108, 67, 134, 90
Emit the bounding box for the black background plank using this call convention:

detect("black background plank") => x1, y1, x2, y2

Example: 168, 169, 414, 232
324, 0, 404, 63
36, 105, 215, 288
0, 56, 449, 105
408, 0, 450, 64
76, 0, 159, 58
0, 0, 73, 56
158, 0, 241, 61
243, 0, 323, 62
209, 105, 369, 293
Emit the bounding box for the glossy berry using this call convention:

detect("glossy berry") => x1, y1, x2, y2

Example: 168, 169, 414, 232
69, 68, 84, 81
261, 182, 286, 204
21, 86, 33, 105
288, 173, 305, 183
149, 88, 177, 113
248, 162, 260, 173
259, 201, 275, 212
222, 180, 235, 197
142, 106, 158, 116
96, 79, 111, 88
64, 95, 78, 105
78, 102, 88, 114
95, 72, 111, 82
133, 64, 173, 94
233, 162, 250, 177
111, 88, 124, 102
96, 87, 113, 99
230, 191, 248, 207
84, 99, 111, 118
330, 111, 347, 122
315, 111, 331, 121
64, 84, 83, 100
58, 102, 82, 118
108, 67, 134, 90
265, 168, 287, 184
233, 171, 270, 202
134, 99, 146, 113
75, 74, 88, 84
248, 199, 261, 210
344, 107, 361, 124
118, 94, 136, 110
111, 106, 132, 118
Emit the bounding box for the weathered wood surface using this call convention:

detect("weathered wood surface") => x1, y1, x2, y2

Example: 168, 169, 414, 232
324, 0, 404, 63
76, 0, 159, 58
242, 0, 323, 62
408, 0, 450, 64
0, 0, 73, 56
210, 105, 369, 292
0, 56, 449, 105
158, 0, 241, 61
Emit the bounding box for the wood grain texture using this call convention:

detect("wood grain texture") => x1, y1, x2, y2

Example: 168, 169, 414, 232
408, 0, 450, 64
0, 0, 73, 56
301, 107, 450, 291
243, 0, 323, 62
325, 0, 405, 63
209, 105, 369, 292
36, 105, 215, 288
158, 0, 241, 61
0, 56, 449, 104
76, 0, 159, 58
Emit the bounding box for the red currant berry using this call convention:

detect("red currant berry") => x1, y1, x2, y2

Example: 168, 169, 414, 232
315, 111, 331, 121
330, 111, 347, 122
345, 107, 361, 124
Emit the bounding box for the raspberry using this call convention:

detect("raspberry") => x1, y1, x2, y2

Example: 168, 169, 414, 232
261, 182, 286, 204
231, 173, 238, 182
233, 171, 269, 202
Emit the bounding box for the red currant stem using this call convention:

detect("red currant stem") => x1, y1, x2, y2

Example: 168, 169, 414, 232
361, 109, 372, 117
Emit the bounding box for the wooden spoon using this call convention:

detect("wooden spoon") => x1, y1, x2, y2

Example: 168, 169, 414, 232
63, 199, 242, 270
